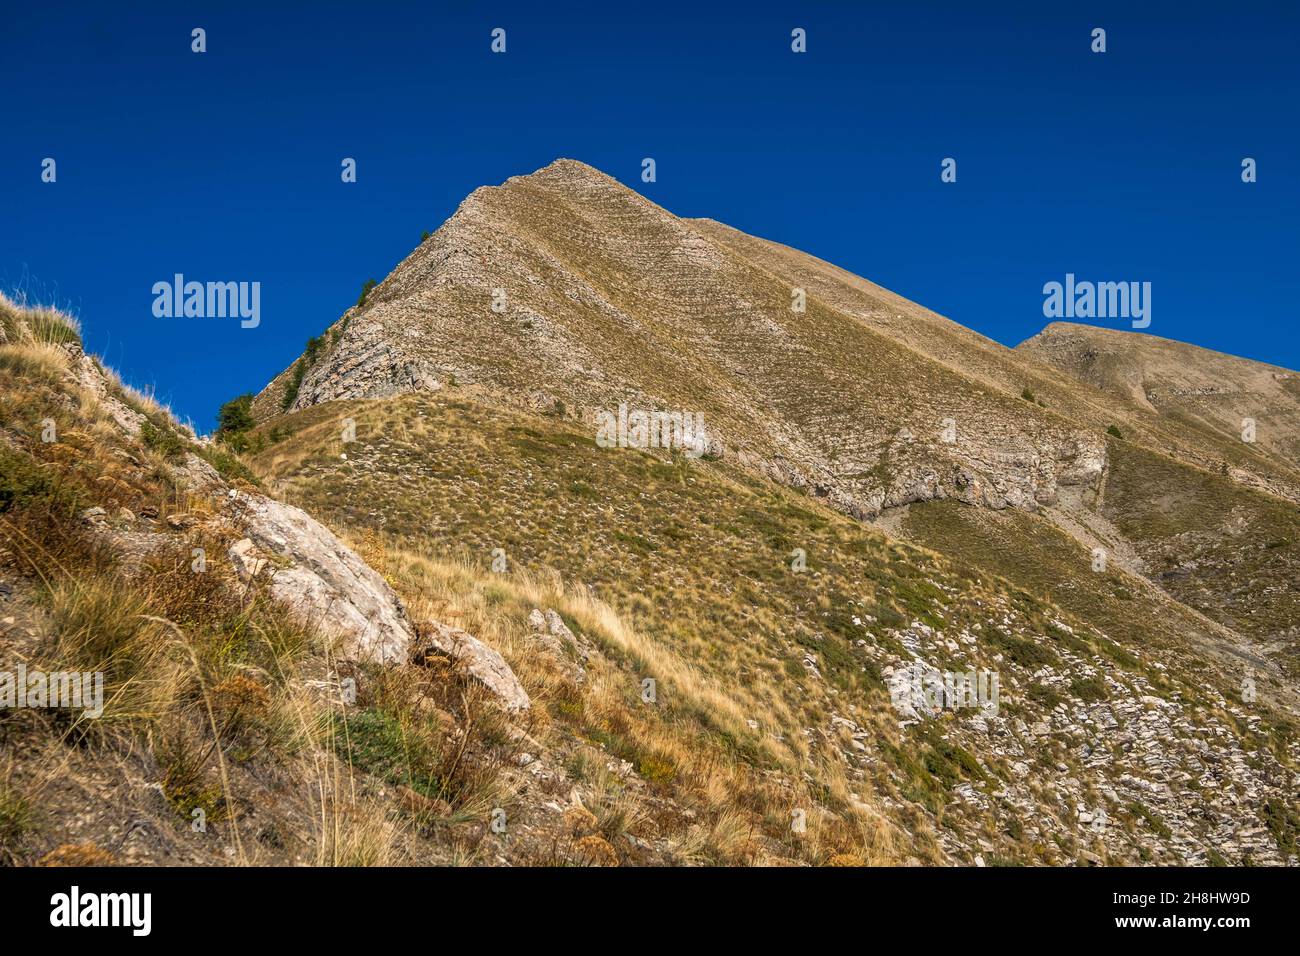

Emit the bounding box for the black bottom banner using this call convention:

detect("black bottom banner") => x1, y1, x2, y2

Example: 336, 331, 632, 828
0, 864, 1283, 943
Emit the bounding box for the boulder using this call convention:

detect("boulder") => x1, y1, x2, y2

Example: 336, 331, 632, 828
227, 494, 531, 710
417, 619, 531, 711
229, 494, 413, 665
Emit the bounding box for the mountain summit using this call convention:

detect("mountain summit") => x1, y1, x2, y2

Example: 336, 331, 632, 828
251, 159, 1300, 668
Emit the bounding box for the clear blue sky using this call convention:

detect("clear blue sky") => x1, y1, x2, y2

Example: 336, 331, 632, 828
3, 1, 1296, 430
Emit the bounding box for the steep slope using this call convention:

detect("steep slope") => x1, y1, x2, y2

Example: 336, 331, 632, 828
1099, 438, 1300, 665
1, 295, 664, 867
649, 218, 1300, 663
253, 160, 1300, 514
1011, 325, 1300, 664
694, 219, 1300, 507
249, 157, 1298, 665
236, 159, 1300, 864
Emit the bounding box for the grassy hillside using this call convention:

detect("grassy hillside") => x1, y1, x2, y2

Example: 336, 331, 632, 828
0, 297, 616, 867
247, 389, 1300, 865
1101, 437, 1300, 662
1017, 322, 1300, 498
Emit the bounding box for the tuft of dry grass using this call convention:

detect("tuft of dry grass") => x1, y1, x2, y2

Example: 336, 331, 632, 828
0, 763, 38, 864
0, 341, 71, 384
37, 843, 115, 867
0, 291, 81, 347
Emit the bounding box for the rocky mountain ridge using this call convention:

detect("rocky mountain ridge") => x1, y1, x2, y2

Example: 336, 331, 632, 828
251, 160, 1133, 522
236, 160, 1299, 865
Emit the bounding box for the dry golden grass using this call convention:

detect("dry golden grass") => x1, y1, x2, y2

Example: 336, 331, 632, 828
348, 533, 913, 865
0, 292, 81, 347
1, 293, 917, 866
0, 296, 428, 866
0, 341, 71, 384
37, 843, 115, 867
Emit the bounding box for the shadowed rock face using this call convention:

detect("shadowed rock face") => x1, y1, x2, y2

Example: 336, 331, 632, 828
415, 619, 530, 712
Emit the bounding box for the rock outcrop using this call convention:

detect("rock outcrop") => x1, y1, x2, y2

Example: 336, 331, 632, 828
226, 495, 532, 709
527, 607, 594, 685
25, 329, 531, 709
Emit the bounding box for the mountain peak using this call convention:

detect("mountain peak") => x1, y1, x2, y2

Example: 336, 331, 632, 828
507, 157, 625, 192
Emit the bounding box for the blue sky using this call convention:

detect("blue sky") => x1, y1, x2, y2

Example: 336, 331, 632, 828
3, 2, 1296, 430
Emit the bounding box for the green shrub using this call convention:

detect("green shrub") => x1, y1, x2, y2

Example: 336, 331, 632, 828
216, 393, 255, 439
303, 335, 325, 366
1128, 801, 1172, 839
281, 334, 332, 411
337, 707, 442, 799
1028, 682, 1065, 709
0, 445, 76, 515
1045, 622, 1093, 655
140, 419, 188, 460
281, 360, 306, 411
1070, 676, 1109, 701
1106, 424, 1124, 440
637, 754, 677, 784
196, 444, 258, 485
986, 627, 1056, 668
357, 278, 378, 308
1263, 797, 1300, 855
